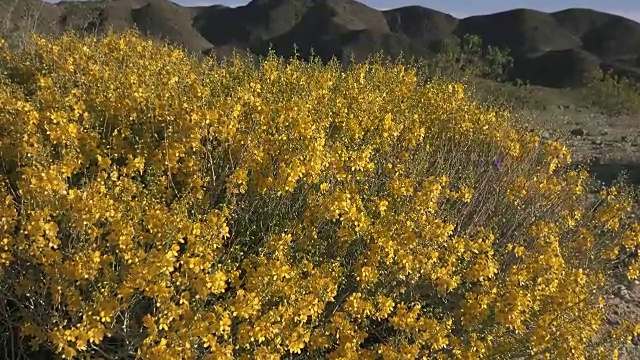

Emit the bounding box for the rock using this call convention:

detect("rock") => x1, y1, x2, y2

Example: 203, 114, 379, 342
620, 289, 631, 300
592, 137, 603, 146
612, 284, 632, 300
540, 131, 551, 141
607, 317, 622, 326
592, 155, 603, 164
570, 128, 586, 136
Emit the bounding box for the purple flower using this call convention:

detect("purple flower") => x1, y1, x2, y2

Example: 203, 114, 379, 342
493, 158, 503, 170
478, 157, 502, 170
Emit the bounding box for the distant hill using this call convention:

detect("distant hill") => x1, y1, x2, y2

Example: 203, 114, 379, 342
2, 0, 640, 88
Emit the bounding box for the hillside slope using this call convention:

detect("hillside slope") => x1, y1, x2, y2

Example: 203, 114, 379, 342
2, 0, 640, 87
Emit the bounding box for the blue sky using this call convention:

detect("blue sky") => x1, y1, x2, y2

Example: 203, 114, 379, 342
45, 1, 640, 22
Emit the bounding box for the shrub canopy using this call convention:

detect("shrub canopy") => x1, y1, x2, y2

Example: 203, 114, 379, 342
0, 30, 638, 359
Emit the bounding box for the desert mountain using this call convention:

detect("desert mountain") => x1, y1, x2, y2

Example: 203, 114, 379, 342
2, 0, 640, 87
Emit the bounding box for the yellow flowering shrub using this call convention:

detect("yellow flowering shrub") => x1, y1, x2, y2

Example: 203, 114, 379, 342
0, 29, 639, 359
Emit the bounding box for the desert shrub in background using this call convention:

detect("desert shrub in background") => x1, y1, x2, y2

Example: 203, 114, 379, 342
580, 67, 640, 116
0, 0, 41, 49
0, 0, 108, 53
404, 34, 527, 114
410, 34, 514, 85
0, 29, 639, 360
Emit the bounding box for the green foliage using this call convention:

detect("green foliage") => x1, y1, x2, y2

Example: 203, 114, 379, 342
581, 67, 640, 116
414, 34, 514, 83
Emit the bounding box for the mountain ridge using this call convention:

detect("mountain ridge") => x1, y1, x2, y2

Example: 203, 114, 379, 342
2, 0, 640, 87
